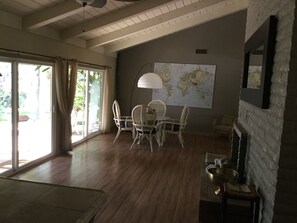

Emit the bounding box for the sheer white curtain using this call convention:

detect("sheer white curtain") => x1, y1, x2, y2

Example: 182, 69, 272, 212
55, 58, 77, 153
101, 67, 112, 133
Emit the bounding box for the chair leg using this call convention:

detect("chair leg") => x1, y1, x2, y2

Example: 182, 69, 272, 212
138, 134, 144, 144
178, 133, 184, 148
154, 129, 161, 147
149, 135, 153, 152
161, 131, 166, 146
155, 135, 161, 147
113, 128, 121, 142
130, 133, 139, 149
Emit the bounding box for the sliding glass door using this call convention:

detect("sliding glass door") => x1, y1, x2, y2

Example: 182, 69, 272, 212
0, 59, 53, 174
0, 61, 13, 173
72, 67, 103, 143
18, 63, 52, 166
88, 70, 102, 134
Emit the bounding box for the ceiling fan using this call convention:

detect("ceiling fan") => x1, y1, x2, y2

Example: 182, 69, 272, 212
75, 0, 142, 32
75, 0, 142, 8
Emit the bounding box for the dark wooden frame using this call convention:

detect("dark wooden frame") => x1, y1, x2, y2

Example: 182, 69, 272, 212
240, 16, 277, 109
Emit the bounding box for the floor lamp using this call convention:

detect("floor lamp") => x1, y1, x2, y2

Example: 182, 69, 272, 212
130, 65, 163, 112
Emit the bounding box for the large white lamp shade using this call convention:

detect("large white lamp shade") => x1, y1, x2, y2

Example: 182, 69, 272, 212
137, 72, 163, 89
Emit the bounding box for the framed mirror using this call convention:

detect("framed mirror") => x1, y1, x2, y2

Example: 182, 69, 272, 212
247, 45, 263, 89
240, 16, 277, 109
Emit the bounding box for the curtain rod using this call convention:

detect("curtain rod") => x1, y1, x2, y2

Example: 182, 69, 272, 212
0, 47, 111, 69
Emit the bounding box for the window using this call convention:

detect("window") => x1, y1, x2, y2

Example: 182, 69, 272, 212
72, 67, 104, 143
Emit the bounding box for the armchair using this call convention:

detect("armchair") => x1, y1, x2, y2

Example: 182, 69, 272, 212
213, 115, 236, 139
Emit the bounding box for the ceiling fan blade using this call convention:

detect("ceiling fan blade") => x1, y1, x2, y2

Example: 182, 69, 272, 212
90, 0, 107, 8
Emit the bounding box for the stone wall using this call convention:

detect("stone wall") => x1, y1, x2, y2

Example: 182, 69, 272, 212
238, 0, 297, 222
274, 2, 297, 220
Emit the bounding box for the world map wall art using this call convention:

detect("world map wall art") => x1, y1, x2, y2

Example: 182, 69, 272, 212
153, 62, 216, 108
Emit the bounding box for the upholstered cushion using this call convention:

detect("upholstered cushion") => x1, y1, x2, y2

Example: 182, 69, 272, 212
165, 124, 180, 131
120, 121, 126, 128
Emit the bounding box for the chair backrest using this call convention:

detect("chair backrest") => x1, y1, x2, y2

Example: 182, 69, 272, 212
180, 105, 189, 123
132, 105, 156, 128
179, 105, 189, 130
112, 100, 121, 120
148, 100, 166, 117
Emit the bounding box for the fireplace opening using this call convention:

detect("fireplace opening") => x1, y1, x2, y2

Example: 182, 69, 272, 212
231, 123, 248, 183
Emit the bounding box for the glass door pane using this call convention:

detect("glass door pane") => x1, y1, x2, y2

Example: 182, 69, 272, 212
72, 69, 87, 143
88, 70, 102, 134
18, 63, 52, 166
72, 68, 104, 143
0, 62, 12, 174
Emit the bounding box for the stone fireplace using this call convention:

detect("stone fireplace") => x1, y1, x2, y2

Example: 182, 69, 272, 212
238, 0, 297, 222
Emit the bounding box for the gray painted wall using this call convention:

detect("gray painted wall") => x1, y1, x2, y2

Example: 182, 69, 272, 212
116, 10, 247, 133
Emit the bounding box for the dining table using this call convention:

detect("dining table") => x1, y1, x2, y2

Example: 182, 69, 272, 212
156, 115, 170, 122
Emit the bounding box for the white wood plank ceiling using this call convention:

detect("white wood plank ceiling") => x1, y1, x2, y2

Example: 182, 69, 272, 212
0, 0, 248, 54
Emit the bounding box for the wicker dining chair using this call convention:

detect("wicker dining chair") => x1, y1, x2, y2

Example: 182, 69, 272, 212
148, 99, 167, 117
161, 105, 189, 148
130, 105, 161, 152
112, 100, 133, 142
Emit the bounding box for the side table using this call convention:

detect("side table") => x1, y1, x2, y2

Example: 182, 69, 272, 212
222, 183, 260, 223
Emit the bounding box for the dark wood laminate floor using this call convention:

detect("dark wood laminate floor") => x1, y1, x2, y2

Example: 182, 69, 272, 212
13, 132, 229, 223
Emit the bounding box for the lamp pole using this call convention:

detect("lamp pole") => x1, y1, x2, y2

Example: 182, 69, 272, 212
129, 63, 152, 113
